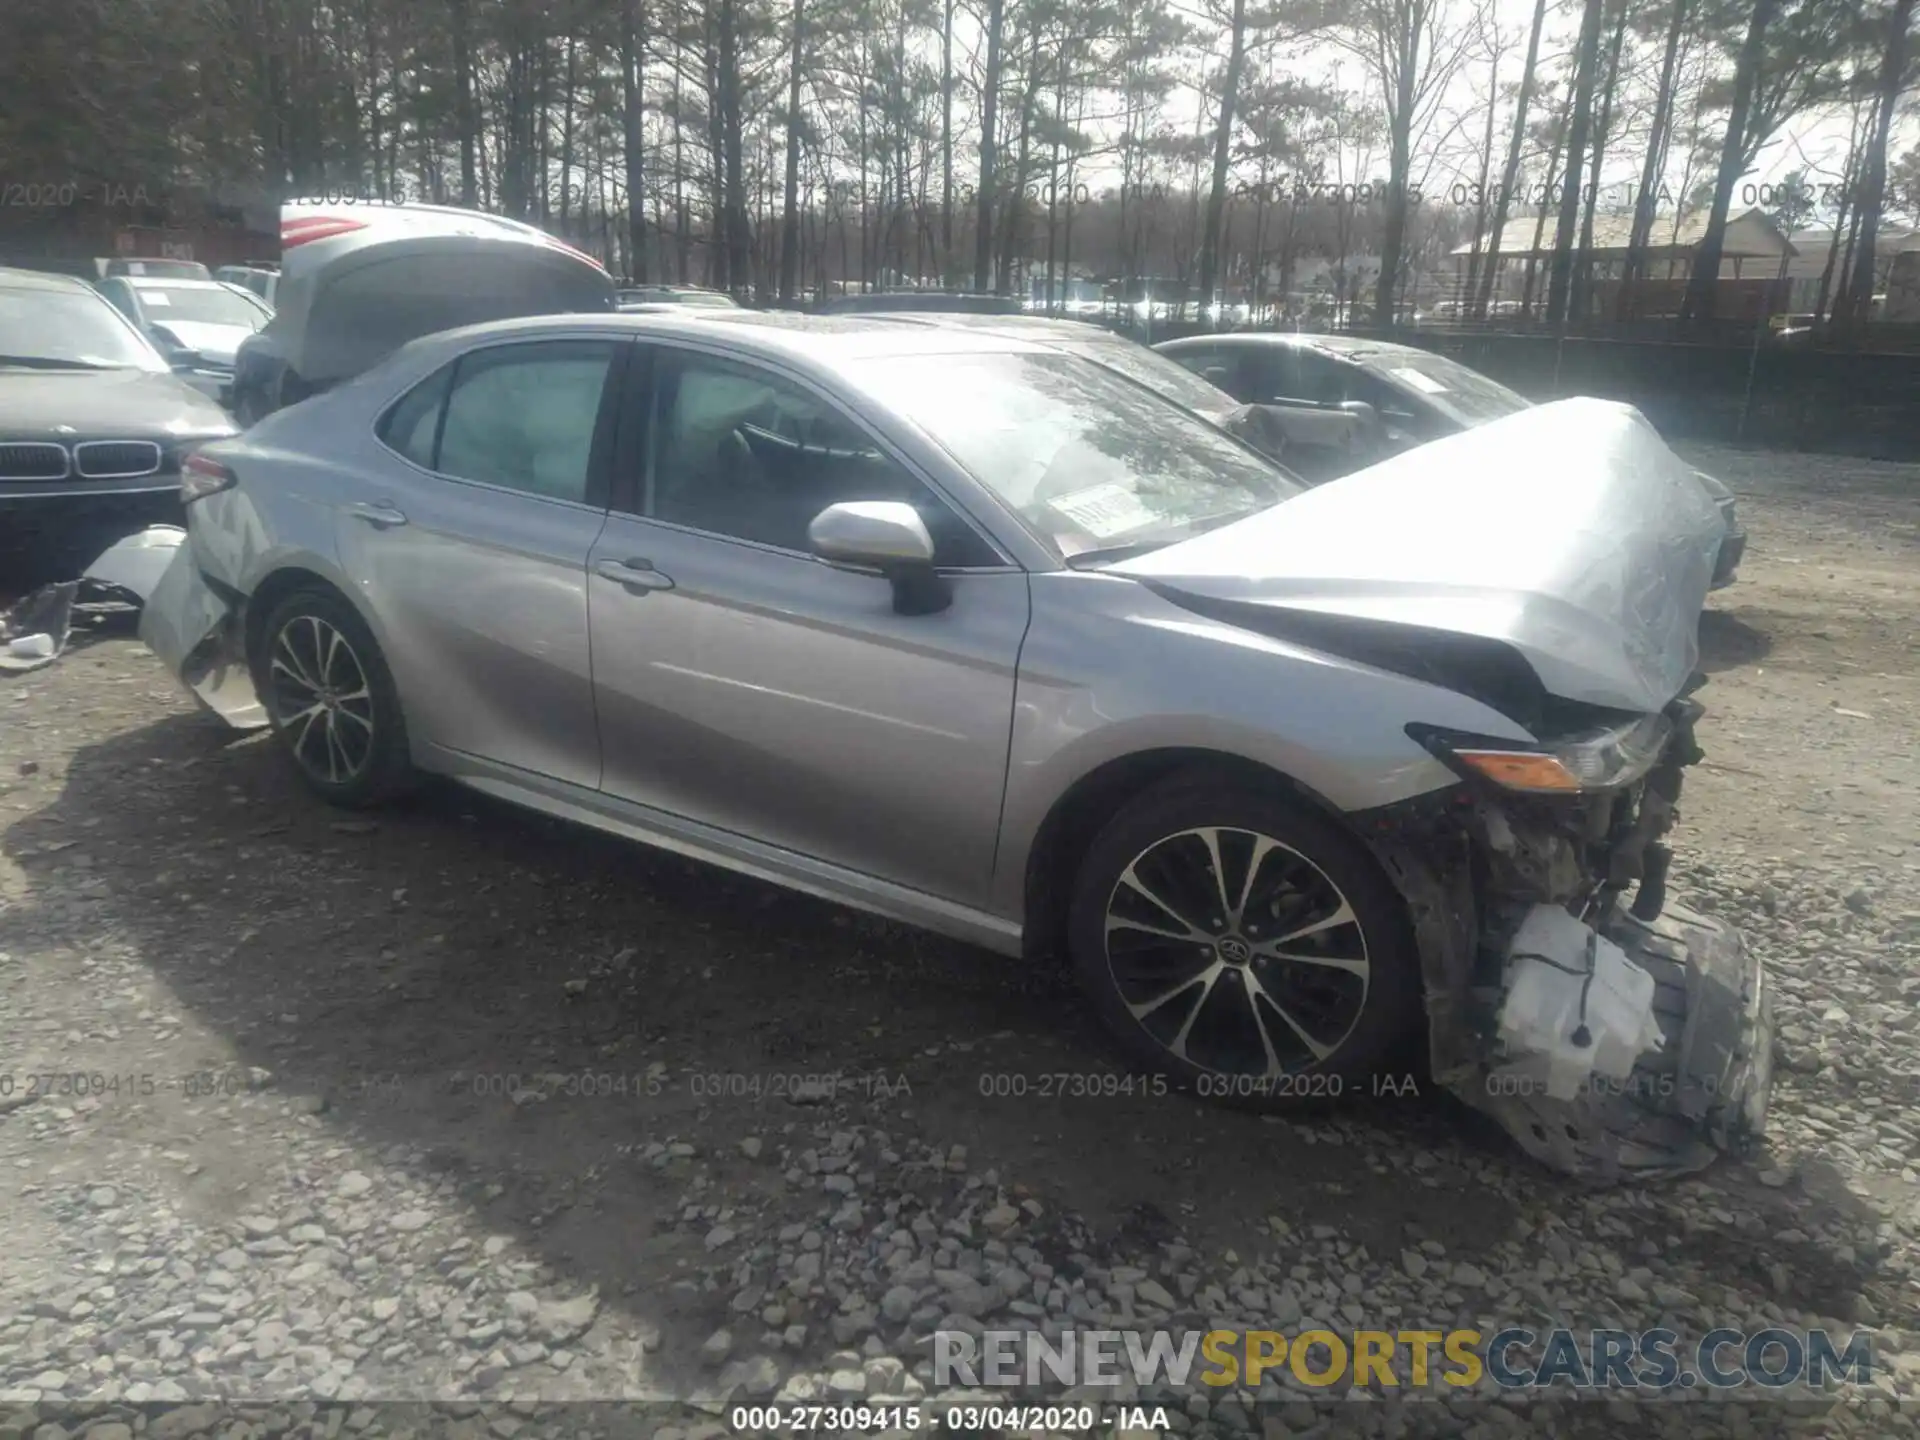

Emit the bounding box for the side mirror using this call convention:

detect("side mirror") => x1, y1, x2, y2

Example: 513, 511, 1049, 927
1337, 399, 1380, 429
807, 500, 950, 615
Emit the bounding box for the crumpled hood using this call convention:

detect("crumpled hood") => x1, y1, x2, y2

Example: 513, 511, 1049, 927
1113, 397, 1725, 714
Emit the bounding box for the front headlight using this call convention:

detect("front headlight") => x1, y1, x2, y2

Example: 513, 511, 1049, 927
1409, 713, 1673, 794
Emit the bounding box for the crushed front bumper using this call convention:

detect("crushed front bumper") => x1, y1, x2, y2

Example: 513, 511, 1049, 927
138, 535, 267, 729
1373, 679, 1775, 1183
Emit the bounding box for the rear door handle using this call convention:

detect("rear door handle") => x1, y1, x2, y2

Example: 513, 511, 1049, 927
595, 557, 675, 593
346, 500, 408, 529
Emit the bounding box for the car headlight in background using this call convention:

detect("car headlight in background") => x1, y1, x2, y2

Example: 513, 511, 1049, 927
1409, 713, 1673, 794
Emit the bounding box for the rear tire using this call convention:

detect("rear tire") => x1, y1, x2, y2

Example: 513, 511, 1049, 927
252, 587, 414, 808
1066, 773, 1424, 1107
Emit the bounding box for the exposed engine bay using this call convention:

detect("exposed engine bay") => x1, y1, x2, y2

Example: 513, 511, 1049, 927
1367, 679, 1773, 1183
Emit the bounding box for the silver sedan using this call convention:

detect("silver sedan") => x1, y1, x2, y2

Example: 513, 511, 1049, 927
140, 310, 1774, 1181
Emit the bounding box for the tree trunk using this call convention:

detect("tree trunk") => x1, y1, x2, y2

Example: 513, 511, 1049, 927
672, 63, 690, 281
451, 0, 477, 206
973, 0, 1006, 292
704, 19, 727, 289
718, 0, 752, 296
558, 34, 578, 234
997, 30, 1044, 292
779, 0, 805, 301
1475, 0, 1548, 318
621, 0, 649, 281
1544, 0, 1606, 330
1679, 0, 1778, 324
1816, 109, 1866, 323
1571, 0, 1629, 327
1197, 0, 1248, 309
942, 0, 955, 283
1521, 93, 1572, 317
1044, 76, 1064, 312
1836, 0, 1915, 332
1463, 48, 1501, 308
1619, 0, 1689, 315
1373, 12, 1422, 326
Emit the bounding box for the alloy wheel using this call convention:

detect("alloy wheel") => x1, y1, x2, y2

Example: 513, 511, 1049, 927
1103, 826, 1371, 1076
266, 614, 377, 786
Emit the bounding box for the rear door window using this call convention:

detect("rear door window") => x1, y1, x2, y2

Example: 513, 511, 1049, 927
375, 364, 455, 469
435, 340, 618, 504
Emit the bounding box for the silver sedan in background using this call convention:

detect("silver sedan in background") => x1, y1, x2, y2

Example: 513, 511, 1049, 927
141, 310, 1773, 1181
1154, 331, 1747, 587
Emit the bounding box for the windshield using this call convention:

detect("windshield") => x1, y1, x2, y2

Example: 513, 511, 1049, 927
134, 284, 268, 329
0, 287, 167, 369
1074, 338, 1235, 416
849, 351, 1300, 560
1356, 350, 1529, 427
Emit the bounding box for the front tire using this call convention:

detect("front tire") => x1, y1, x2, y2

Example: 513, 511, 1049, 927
253, 587, 414, 808
1067, 774, 1423, 1105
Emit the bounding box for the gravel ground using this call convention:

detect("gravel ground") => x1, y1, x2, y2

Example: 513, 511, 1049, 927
1, 440, 1917, 1440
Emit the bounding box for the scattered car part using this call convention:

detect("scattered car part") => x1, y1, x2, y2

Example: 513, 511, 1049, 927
0, 581, 77, 673
80, 523, 189, 603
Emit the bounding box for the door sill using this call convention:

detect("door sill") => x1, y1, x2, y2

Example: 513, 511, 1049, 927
430, 748, 1024, 956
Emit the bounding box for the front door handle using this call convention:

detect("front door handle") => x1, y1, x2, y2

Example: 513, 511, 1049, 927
595, 557, 675, 594
346, 500, 408, 529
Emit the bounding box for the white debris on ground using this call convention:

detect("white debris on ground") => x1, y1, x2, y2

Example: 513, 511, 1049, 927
0, 440, 1917, 1440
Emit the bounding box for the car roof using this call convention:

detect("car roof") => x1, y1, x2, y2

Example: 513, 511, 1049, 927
123, 276, 229, 291
859, 312, 1115, 340
1161, 331, 1431, 363
0, 265, 97, 294
409, 308, 1066, 367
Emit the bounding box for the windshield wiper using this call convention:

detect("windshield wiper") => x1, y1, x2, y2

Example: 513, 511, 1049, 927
1065, 539, 1175, 569
1066, 507, 1266, 570
0, 355, 121, 371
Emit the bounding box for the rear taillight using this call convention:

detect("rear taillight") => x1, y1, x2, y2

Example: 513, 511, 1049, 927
180, 452, 237, 504
282, 214, 369, 248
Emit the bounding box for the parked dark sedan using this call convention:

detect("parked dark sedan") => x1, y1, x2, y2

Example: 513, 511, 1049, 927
1155, 332, 1746, 587
0, 267, 237, 571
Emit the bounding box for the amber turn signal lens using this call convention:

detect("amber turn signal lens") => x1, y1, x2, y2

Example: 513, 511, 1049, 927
1450, 749, 1584, 793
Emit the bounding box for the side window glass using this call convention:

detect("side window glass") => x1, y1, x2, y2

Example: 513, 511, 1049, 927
1170, 344, 1228, 390
375, 363, 455, 469
1246, 347, 1301, 403
435, 341, 616, 503
646, 352, 996, 566
102, 282, 138, 321
1293, 352, 1350, 406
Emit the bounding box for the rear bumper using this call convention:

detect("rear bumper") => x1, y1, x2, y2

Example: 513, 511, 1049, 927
137, 533, 267, 729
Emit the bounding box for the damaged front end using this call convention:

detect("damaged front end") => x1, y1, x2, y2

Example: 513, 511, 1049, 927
1368, 681, 1774, 1184
137, 534, 267, 729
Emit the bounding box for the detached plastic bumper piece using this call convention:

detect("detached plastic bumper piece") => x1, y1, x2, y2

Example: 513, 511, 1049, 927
1471, 902, 1774, 1185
